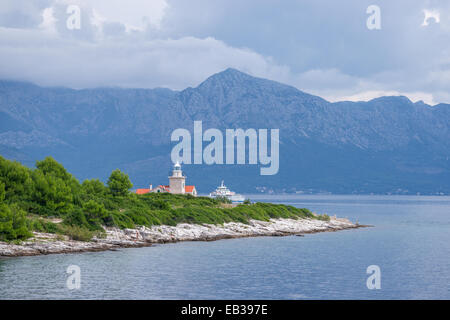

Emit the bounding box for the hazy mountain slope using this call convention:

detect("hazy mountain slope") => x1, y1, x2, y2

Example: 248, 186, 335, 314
0, 69, 449, 194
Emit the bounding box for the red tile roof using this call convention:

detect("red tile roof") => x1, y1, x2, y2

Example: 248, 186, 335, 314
136, 185, 196, 194
136, 188, 150, 195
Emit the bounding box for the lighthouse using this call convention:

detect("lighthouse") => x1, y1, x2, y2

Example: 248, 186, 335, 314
169, 161, 186, 194
135, 161, 197, 196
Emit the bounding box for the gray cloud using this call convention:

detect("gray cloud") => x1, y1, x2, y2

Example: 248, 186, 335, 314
0, 0, 449, 104
0, 0, 51, 28
0, 27, 287, 90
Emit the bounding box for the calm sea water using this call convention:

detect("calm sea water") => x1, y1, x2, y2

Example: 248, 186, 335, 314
1, 195, 449, 300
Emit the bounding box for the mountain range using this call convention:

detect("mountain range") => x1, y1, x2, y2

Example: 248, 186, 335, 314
1, 68, 449, 194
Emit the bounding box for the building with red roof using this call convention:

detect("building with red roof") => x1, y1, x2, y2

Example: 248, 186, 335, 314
135, 162, 197, 196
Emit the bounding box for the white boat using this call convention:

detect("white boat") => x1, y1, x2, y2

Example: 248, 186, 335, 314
209, 181, 245, 203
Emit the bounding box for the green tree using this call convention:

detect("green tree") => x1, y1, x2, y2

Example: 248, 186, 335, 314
31, 170, 73, 215
63, 208, 89, 229
82, 179, 107, 196
107, 169, 133, 196
0, 182, 5, 203
36, 157, 71, 181
83, 200, 108, 227
35, 157, 81, 193
30, 157, 82, 215
0, 204, 32, 241
0, 204, 13, 241
0, 166, 32, 241
0, 156, 33, 202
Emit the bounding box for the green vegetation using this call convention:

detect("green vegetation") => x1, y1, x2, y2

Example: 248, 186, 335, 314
0, 155, 328, 242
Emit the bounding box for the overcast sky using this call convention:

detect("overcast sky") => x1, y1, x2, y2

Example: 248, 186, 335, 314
0, 0, 449, 104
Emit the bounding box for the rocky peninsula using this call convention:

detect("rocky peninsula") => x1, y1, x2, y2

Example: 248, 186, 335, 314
0, 216, 366, 257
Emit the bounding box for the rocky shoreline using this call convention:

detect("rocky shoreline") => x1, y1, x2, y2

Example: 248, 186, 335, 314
0, 217, 368, 257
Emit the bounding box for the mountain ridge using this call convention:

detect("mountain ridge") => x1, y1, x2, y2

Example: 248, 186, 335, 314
0, 69, 449, 194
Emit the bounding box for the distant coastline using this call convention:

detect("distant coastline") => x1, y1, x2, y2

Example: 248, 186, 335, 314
0, 217, 368, 258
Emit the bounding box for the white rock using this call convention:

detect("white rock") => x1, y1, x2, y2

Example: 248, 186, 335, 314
0, 217, 361, 257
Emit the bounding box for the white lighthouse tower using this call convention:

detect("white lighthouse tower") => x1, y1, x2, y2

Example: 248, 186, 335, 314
169, 161, 186, 194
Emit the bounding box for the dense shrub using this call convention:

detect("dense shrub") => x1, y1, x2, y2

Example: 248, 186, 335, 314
27, 218, 60, 234
0, 155, 327, 242
82, 200, 108, 230
81, 179, 107, 196
31, 170, 74, 215
63, 208, 90, 229
0, 157, 33, 202
0, 203, 33, 241
59, 225, 95, 241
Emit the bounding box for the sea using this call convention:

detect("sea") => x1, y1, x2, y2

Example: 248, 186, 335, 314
0, 195, 449, 299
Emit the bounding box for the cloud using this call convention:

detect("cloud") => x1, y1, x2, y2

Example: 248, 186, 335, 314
154, 0, 450, 103
77, 0, 168, 31
39, 7, 57, 32
0, 0, 51, 28
0, 26, 289, 90
422, 9, 440, 26
332, 90, 437, 105
276, 69, 439, 105
0, 0, 449, 105
0, 1, 290, 90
